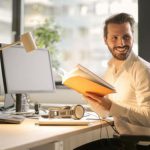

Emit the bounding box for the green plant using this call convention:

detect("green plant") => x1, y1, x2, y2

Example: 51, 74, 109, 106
34, 18, 61, 70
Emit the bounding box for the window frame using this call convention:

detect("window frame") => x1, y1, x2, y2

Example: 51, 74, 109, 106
12, 0, 150, 87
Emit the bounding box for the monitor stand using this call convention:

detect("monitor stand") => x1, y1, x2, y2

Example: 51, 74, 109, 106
16, 93, 22, 112
16, 93, 29, 112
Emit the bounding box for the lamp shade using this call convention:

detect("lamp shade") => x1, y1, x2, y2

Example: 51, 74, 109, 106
0, 32, 37, 52
20, 32, 37, 52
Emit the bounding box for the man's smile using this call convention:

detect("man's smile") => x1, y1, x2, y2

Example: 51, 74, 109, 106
114, 46, 128, 54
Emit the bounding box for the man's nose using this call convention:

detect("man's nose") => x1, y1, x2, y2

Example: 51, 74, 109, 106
117, 38, 125, 46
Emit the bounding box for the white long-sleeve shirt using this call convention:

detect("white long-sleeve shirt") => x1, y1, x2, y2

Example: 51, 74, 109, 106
103, 52, 150, 129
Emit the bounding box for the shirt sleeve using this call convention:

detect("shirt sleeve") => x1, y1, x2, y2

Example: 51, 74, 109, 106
110, 102, 150, 127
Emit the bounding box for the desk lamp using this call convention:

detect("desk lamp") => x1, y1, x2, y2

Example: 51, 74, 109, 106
0, 32, 37, 52
0, 32, 37, 112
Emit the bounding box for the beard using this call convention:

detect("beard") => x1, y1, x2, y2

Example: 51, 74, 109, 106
108, 45, 132, 60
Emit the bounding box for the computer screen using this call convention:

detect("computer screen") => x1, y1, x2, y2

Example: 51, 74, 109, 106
1, 46, 55, 110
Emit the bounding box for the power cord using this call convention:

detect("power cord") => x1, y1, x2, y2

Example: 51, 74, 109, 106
100, 118, 119, 134
85, 111, 119, 135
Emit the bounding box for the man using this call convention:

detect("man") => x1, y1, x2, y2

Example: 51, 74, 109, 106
84, 13, 150, 134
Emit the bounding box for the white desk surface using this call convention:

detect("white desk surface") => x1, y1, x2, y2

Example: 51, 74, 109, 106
0, 118, 111, 150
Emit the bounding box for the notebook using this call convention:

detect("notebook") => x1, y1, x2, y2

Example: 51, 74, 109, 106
38, 117, 96, 126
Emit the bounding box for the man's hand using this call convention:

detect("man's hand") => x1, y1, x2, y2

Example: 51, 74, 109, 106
84, 92, 112, 111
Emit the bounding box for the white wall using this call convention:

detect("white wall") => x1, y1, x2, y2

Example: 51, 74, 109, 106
29, 89, 86, 104
0, 88, 86, 105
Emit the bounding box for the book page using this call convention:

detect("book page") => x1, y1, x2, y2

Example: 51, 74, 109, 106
77, 65, 114, 89
62, 64, 114, 90
63, 76, 114, 96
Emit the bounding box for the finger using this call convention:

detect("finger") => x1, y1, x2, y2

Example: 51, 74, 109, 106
84, 95, 97, 102
86, 91, 104, 97
85, 93, 103, 102
84, 96, 103, 106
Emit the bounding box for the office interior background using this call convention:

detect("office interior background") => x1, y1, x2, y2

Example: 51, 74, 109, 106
0, 0, 149, 104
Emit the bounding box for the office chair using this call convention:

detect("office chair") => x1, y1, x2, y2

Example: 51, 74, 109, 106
74, 134, 150, 150
114, 133, 150, 150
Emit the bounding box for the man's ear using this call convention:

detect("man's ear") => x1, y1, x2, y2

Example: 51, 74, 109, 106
104, 36, 107, 44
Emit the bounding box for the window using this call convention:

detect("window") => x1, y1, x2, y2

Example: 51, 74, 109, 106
23, 0, 138, 81
0, 0, 12, 44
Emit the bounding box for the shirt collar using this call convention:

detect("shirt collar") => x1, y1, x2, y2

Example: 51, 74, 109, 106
108, 52, 138, 71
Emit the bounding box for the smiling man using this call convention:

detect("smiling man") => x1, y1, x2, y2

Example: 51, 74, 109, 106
84, 13, 150, 134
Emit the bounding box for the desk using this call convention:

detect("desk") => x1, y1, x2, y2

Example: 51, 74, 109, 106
0, 118, 113, 150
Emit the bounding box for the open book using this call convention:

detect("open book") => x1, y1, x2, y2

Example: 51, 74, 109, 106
61, 64, 115, 96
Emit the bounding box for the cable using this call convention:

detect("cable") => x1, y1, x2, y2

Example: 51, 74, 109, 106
101, 119, 119, 134
84, 111, 119, 137
105, 126, 109, 138
99, 121, 103, 139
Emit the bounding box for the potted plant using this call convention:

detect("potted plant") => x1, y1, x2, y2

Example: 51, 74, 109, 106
34, 18, 61, 70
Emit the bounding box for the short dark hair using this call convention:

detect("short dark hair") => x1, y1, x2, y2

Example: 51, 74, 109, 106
104, 13, 135, 38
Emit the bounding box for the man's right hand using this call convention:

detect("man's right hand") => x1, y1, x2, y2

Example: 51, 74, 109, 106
83, 92, 111, 118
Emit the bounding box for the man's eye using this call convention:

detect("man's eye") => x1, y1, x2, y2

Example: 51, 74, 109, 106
112, 36, 117, 40
123, 35, 130, 40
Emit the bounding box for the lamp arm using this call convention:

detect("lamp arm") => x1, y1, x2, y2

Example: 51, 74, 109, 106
0, 41, 20, 51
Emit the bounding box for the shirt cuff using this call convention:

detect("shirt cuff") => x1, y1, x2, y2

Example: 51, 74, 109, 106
109, 102, 127, 117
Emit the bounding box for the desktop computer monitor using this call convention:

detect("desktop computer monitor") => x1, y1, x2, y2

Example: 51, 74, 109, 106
0, 45, 55, 111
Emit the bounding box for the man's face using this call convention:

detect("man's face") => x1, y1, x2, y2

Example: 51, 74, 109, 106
104, 23, 134, 60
